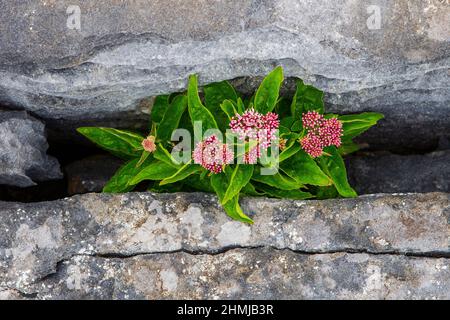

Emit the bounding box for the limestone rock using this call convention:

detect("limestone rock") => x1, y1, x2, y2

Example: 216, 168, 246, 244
9, 250, 450, 300
0, 0, 448, 148
0, 111, 62, 187
0, 192, 448, 298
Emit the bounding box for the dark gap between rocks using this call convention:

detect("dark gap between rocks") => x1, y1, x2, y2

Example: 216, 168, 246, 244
0, 141, 449, 203
0, 102, 449, 202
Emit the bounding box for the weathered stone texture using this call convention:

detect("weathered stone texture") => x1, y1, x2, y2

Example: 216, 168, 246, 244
0, 0, 448, 148
0, 111, 62, 187
0, 192, 449, 299
7, 250, 450, 300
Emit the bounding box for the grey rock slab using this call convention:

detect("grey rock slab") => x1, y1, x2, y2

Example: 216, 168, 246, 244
0, 111, 62, 187
347, 151, 450, 194
0, 192, 448, 292
0, 0, 448, 148
7, 249, 450, 300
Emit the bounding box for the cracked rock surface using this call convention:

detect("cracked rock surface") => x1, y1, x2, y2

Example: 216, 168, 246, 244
0, 0, 448, 148
0, 192, 449, 299
0, 111, 62, 187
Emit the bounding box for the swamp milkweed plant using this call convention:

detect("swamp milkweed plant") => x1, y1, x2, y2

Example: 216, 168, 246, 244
78, 67, 383, 224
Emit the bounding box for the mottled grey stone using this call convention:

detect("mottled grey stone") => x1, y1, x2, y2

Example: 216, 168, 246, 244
0, 192, 448, 297
0, 0, 448, 148
0, 111, 62, 187
4, 250, 450, 300
347, 151, 450, 194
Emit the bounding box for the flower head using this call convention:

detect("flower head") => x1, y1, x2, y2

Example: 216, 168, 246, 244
142, 135, 156, 153
302, 111, 323, 130
319, 118, 343, 147
300, 112, 343, 157
193, 135, 234, 174
300, 133, 323, 158
229, 109, 279, 149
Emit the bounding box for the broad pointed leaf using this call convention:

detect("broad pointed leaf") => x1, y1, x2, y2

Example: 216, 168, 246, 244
222, 165, 254, 205
77, 127, 144, 159
291, 79, 324, 117
187, 75, 218, 130
160, 161, 202, 186
319, 146, 357, 198
151, 95, 170, 124
282, 150, 331, 186
254, 66, 284, 114
211, 173, 253, 224
129, 161, 178, 185
157, 94, 187, 142
103, 157, 152, 193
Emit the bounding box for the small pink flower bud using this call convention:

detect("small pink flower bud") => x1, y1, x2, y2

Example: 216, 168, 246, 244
142, 136, 156, 153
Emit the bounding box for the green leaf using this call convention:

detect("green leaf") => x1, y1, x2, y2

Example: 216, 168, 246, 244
252, 170, 303, 190
103, 158, 152, 193
187, 74, 218, 130
220, 99, 239, 121
253, 183, 314, 200
236, 98, 245, 114
77, 127, 144, 159
291, 79, 324, 117
211, 173, 253, 224
129, 161, 178, 185
275, 97, 292, 118
136, 151, 150, 168
184, 175, 214, 193
222, 165, 254, 205
338, 139, 360, 156
254, 66, 284, 114
281, 150, 331, 186
157, 94, 188, 142
313, 185, 339, 200
151, 95, 170, 124
280, 116, 295, 129
160, 161, 202, 186
149, 181, 184, 194
279, 143, 301, 162
241, 183, 265, 196
319, 147, 357, 198
339, 112, 384, 139
204, 81, 238, 130
154, 143, 181, 168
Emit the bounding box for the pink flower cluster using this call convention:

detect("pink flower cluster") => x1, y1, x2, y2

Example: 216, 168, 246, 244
230, 109, 279, 164
193, 135, 234, 174
300, 111, 343, 158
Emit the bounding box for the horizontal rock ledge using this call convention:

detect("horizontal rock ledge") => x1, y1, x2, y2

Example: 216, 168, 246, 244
0, 192, 449, 294
3, 250, 450, 300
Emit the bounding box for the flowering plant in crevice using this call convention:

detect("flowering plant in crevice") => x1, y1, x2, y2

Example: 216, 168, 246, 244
77, 66, 383, 224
